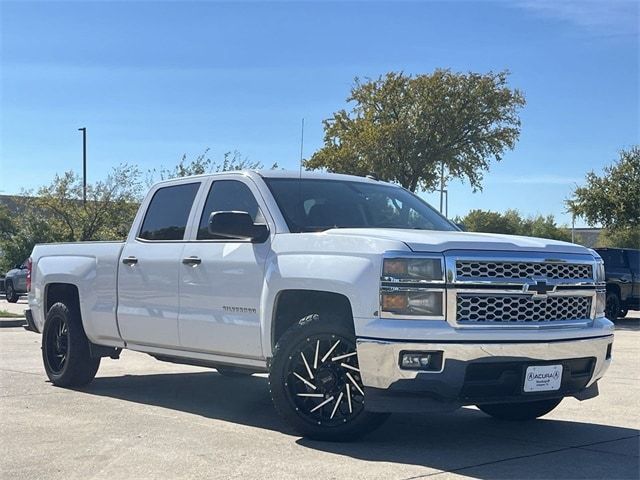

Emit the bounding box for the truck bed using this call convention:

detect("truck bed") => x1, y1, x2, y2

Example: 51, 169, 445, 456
30, 241, 125, 345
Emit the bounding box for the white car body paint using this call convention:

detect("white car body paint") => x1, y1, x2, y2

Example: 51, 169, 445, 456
28, 170, 614, 386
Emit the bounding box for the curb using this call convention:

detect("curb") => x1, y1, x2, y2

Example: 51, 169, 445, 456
0, 317, 27, 328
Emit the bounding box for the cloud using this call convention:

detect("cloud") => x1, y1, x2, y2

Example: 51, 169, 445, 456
512, 0, 638, 35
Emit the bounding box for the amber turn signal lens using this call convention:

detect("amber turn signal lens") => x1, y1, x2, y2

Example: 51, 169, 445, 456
381, 293, 408, 311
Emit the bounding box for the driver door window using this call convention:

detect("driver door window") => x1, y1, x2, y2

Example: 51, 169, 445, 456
197, 180, 264, 240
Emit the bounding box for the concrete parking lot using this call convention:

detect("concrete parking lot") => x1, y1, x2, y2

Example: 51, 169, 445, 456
1, 300, 638, 480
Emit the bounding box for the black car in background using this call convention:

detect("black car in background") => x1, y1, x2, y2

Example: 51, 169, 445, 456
595, 248, 640, 320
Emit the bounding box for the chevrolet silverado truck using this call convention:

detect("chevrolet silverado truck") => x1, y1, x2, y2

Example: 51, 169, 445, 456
25, 171, 614, 440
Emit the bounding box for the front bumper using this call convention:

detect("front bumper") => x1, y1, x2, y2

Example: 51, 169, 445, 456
356, 334, 613, 412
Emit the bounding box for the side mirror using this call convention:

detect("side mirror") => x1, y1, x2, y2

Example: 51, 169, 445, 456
208, 211, 269, 243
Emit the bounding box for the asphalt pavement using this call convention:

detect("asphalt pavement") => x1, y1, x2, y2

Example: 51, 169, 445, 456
0, 301, 638, 479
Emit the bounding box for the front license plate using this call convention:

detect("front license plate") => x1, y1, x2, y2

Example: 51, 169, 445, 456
523, 365, 563, 392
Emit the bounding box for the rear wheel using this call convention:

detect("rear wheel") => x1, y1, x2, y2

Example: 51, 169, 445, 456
477, 398, 562, 421
269, 313, 389, 441
42, 302, 100, 387
605, 292, 621, 320
5, 282, 18, 303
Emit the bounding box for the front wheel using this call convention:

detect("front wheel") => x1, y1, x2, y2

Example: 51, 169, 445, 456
42, 302, 100, 387
5, 282, 19, 303
477, 398, 562, 421
269, 314, 389, 441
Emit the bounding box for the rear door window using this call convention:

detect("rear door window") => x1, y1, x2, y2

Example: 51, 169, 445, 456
139, 183, 200, 241
600, 249, 626, 269
626, 250, 639, 273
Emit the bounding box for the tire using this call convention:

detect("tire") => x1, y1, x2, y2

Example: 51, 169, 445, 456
477, 398, 562, 421
605, 292, 621, 320
216, 366, 253, 377
42, 302, 100, 387
5, 282, 19, 303
269, 313, 389, 441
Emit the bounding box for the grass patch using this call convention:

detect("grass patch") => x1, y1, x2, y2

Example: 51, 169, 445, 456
0, 310, 24, 318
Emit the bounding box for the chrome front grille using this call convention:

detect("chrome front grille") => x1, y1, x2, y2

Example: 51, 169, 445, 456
456, 261, 592, 280
456, 294, 592, 324
446, 252, 600, 328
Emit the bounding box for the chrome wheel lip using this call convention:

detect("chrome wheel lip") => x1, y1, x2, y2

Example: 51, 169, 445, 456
284, 333, 365, 426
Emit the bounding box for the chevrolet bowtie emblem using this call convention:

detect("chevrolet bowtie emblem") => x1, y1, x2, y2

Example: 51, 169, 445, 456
524, 280, 555, 296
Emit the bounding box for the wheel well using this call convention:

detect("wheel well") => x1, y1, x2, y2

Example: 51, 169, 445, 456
272, 290, 353, 348
606, 284, 620, 298
45, 283, 80, 314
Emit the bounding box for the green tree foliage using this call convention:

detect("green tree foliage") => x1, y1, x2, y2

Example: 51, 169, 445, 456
0, 164, 144, 271
457, 209, 571, 242
0, 205, 16, 241
568, 146, 640, 248
305, 70, 525, 192
148, 149, 277, 184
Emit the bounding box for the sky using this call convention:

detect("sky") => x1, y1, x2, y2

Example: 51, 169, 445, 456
1, 0, 638, 226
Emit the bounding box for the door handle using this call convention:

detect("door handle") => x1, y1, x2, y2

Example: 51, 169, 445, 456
182, 256, 202, 266
122, 256, 138, 265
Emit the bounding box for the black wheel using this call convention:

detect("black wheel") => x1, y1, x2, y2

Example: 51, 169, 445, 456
5, 282, 18, 303
269, 313, 389, 441
216, 366, 253, 377
619, 308, 628, 318
606, 292, 621, 320
42, 302, 100, 387
477, 398, 562, 421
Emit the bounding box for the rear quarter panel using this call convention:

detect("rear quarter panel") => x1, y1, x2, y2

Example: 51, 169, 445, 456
30, 242, 125, 346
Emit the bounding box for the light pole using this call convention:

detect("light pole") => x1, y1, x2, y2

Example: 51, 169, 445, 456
78, 127, 87, 204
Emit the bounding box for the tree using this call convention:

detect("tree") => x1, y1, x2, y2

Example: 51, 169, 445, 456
457, 209, 571, 242
148, 149, 277, 184
305, 70, 525, 192
30, 164, 144, 242
0, 204, 16, 241
568, 146, 640, 248
0, 164, 145, 271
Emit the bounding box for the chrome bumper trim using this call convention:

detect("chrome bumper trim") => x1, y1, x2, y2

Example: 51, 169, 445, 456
356, 334, 613, 390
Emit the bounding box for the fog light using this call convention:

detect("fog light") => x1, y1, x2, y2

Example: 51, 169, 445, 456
399, 351, 443, 371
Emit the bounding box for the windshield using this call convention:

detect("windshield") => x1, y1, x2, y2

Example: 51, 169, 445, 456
264, 178, 457, 233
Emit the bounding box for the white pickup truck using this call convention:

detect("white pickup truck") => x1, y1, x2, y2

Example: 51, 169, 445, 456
25, 171, 614, 440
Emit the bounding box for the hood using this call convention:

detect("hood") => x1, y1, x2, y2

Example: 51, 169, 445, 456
324, 228, 591, 255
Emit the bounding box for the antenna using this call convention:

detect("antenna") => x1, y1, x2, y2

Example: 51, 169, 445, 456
297, 118, 305, 232
299, 118, 305, 177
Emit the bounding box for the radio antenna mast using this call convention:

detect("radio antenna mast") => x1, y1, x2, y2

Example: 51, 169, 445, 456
299, 118, 305, 177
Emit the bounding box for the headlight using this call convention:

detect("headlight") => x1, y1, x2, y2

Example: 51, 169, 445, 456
381, 290, 444, 317
382, 257, 444, 282
381, 255, 446, 320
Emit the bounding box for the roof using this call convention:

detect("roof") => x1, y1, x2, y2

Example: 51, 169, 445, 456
255, 170, 389, 184
151, 169, 395, 188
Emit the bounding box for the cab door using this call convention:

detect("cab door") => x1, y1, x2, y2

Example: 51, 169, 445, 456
178, 177, 272, 359
117, 181, 201, 348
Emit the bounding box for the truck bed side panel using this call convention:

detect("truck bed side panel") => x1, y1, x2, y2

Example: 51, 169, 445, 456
30, 242, 125, 346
